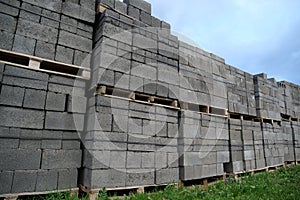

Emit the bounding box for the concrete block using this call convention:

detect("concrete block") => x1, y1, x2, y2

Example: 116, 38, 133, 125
128, 118, 142, 134
124, 0, 151, 14
36, 170, 58, 191
110, 151, 126, 169
0, 171, 13, 194
158, 65, 179, 86
127, 151, 142, 169
74, 50, 90, 68
217, 151, 230, 163
41, 140, 62, 149
142, 119, 156, 136
131, 63, 157, 80
115, 0, 127, 13
19, 140, 41, 149
168, 153, 179, 168
60, 15, 77, 33
17, 19, 58, 43
128, 135, 156, 151
2, 75, 48, 90
132, 34, 157, 52
156, 121, 167, 137
58, 30, 92, 52
23, 89, 46, 109
179, 166, 193, 181
83, 150, 110, 169
126, 169, 155, 186
41, 150, 81, 169
55, 45, 74, 64
20, 2, 41, 22
141, 152, 155, 168
140, 10, 151, 25
45, 112, 84, 131
67, 95, 87, 113
35, 41, 55, 60
4, 64, 49, 81
12, 34, 36, 55
156, 168, 179, 184
0, 30, 14, 50
0, 0, 20, 16
41, 9, 60, 28
0, 106, 44, 129
157, 82, 169, 97
0, 138, 19, 149
0, 85, 25, 107
58, 169, 77, 189
0, 13, 17, 32
129, 75, 143, 92
11, 170, 37, 193
127, 5, 140, 19
23, 0, 62, 12
46, 92, 66, 111
62, 140, 80, 150
155, 152, 167, 169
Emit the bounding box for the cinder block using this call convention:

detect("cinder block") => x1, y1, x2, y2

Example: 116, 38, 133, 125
58, 30, 92, 52
12, 34, 36, 55
128, 118, 142, 134
20, 2, 41, 22
0, 106, 44, 129
55, 45, 74, 64
168, 152, 179, 168
74, 50, 90, 68
45, 112, 84, 131
155, 152, 167, 169
0, 13, 17, 32
19, 140, 41, 149
140, 10, 151, 25
129, 75, 143, 92
62, 140, 80, 150
141, 152, 155, 168
124, 0, 151, 14
36, 170, 58, 191
217, 151, 230, 163
0, 138, 19, 149
23, 0, 62, 12
127, 151, 142, 169
132, 33, 157, 52
41, 9, 60, 28
67, 95, 87, 113
0, 85, 25, 106
98, 0, 115, 8
41, 140, 62, 149
35, 41, 55, 60
23, 89, 46, 109
41, 150, 81, 169
128, 135, 156, 151
4, 65, 49, 81
0, 30, 14, 50
156, 168, 179, 184
17, 19, 58, 43
58, 169, 77, 190
0, 0, 20, 16
115, 0, 127, 13
126, 169, 155, 186
143, 119, 156, 136
110, 151, 126, 169
46, 92, 66, 111
179, 166, 193, 181
0, 171, 13, 194
11, 170, 37, 193
131, 63, 157, 80
127, 5, 140, 19
83, 150, 110, 169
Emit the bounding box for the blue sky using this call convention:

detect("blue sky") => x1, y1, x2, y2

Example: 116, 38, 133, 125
146, 0, 300, 84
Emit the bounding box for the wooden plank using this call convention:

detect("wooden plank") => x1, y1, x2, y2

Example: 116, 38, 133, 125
0, 188, 78, 198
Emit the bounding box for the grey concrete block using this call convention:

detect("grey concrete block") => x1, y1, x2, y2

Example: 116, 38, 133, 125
62, 140, 80, 150
155, 152, 167, 169
94, 113, 113, 132
141, 152, 155, 168
156, 168, 179, 184
179, 166, 193, 181
2, 75, 48, 90
110, 151, 126, 169
36, 170, 58, 191
61, 2, 81, 20
19, 140, 41, 149
67, 95, 87, 113
140, 11, 151, 25
0, 85, 25, 107
126, 169, 155, 186
131, 63, 157, 80
168, 152, 179, 168
83, 150, 110, 169
41, 150, 81, 169
217, 151, 230, 163
0, 13, 17, 32
132, 34, 157, 52
23, 0, 62, 12
60, 15, 77, 33
41, 140, 62, 149
128, 135, 156, 151
0, 138, 19, 149
158, 65, 179, 86
12, 34, 36, 55
0, 30, 14, 50
142, 119, 156, 136
58, 169, 77, 189
81, 0, 95, 9
20, 2, 41, 22
129, 75, 143, 92
128, 117, 142, 134
4, 64, 49, 81
0, 106, 44, 129
0, 149, 41, 170
0, 0, 20, 16
124, 0, 151, 14
58, 30, 92, 52
157, 82, 169, 97
127, 151, 142, 169
35, 41, 55, 60
12, 170, 37, 193
23, 89, 46, 109
127, 5, 140, 19
17, 19, 58, 43
46, 92, 66, 111
115, 0, 127, 13
55, 45, 74, 64
156, 121, 167, 137
45, 112, 84, 131
0, 171, 13, 194
41, 9, 60, 28
74, 50, 90, 68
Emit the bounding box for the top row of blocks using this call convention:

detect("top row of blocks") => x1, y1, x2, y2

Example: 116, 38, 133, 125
99, 0, 152, 14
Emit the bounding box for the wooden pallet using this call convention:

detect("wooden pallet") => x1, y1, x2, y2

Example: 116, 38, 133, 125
0, 188, 78, 200
96, 86, 179, 110
0, 48, 90, 80
180, 174, 226, 189
180, 102, 228, 117
79, 183, 172, 200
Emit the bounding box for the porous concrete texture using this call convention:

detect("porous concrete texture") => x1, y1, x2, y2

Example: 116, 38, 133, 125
1, 0, 300, 197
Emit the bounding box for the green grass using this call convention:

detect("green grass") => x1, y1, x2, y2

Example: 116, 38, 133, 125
23, 165, 300, 200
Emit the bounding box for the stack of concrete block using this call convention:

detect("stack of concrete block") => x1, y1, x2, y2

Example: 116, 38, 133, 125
0, 0, 94, 67
282, 121, 295, 162
224, 119, 244, 173
0, 64, 86, 195
277, 82, 288, 115
252, 121, 266, 169
178, 41, 213, 106
242, 121, 256, 171
261, 123, 284, 166
292, 121, 300, 161
253, 74, 281, 120
227, 67, 256, 116
179, 111, 229, 181
81, 94, 179, 188
286, 82, 300, 118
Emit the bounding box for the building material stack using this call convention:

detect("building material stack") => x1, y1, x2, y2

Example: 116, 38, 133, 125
0, 0, 94, 196
241, 121, 256, 171
292, 121, 300, 162
282, 121, 295, 163
252, 121, 266, 169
